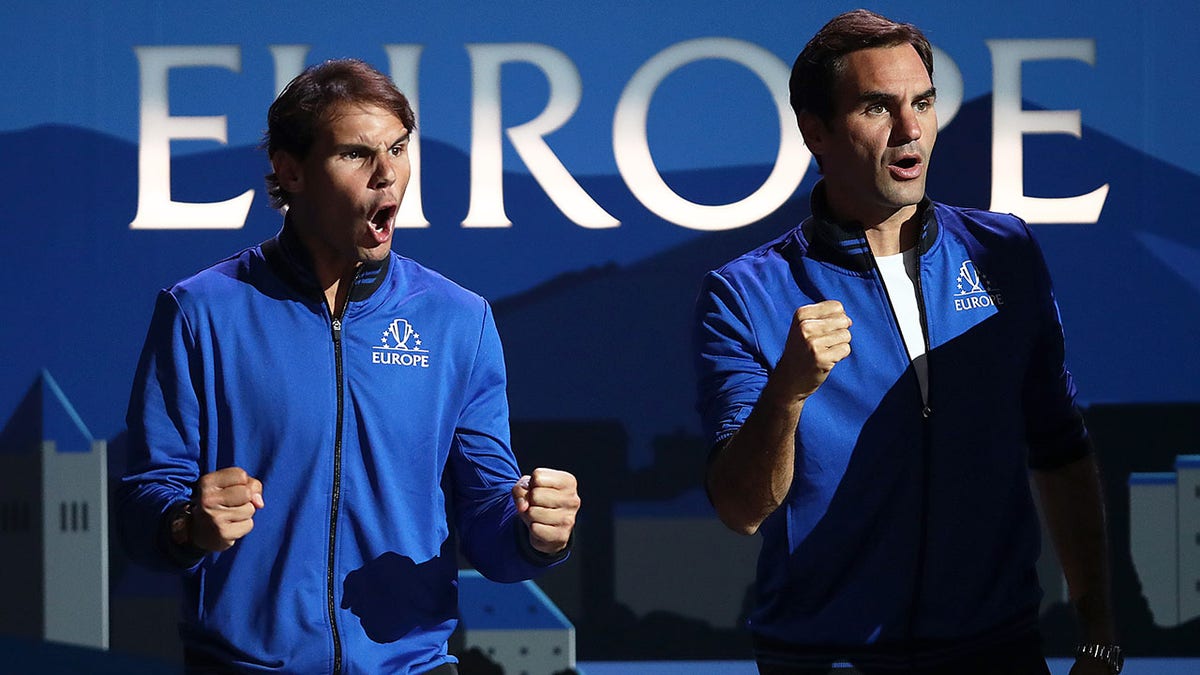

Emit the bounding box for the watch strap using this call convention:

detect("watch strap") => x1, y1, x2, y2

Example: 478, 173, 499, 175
1075, 643, 1123, 674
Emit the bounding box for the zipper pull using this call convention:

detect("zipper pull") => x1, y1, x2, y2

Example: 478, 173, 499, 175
921, 405, 932, 419
331, 318, 342, 342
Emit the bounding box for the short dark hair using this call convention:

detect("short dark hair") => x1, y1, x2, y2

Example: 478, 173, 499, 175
788, 9, 933, 124
262, 59, 416, 209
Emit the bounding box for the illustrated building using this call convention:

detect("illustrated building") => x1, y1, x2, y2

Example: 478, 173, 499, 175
458, 569, 575, 675
0, 371, 108, 649
1129, 455, 1200, 627
614, 490, 757, 629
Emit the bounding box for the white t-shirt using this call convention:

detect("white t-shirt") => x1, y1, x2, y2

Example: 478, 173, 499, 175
875, 248, 929, 403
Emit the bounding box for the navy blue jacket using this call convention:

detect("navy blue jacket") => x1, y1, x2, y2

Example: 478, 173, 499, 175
694, 188, 1088, 665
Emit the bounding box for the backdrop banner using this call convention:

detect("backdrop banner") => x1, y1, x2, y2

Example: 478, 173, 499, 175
2, 1, 1197, 664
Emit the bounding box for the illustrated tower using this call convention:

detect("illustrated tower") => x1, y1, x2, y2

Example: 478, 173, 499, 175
0, 371, 108, 649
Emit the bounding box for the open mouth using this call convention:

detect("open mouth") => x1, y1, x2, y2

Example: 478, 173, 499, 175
370, 205, 397, 234
888, 155, 923, 180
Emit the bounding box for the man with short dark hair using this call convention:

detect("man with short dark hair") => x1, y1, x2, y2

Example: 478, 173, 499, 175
119, 59, 580, 674
695, 10, 1117, 675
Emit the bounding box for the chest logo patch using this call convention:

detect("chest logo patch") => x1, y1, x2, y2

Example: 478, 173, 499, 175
371, 318, 431, 368
953, 259, 1004, 312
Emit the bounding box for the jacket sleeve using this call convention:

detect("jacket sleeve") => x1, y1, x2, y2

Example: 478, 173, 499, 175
1018, 221, 1092, 469
116, 290, 205, 571
693, 270, 769, 450
446, 301, 567, 582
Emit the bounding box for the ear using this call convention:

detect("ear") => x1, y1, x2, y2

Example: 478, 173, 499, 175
796, 111, 829, 157
271, 151, 304, 195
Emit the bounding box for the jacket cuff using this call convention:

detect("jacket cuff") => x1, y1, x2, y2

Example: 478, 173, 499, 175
158, 500, 207, 569
515, 520, 572, 566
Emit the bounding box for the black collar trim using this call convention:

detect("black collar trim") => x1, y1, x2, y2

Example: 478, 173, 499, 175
260, 216, 390, 304
798, 182, 937, 273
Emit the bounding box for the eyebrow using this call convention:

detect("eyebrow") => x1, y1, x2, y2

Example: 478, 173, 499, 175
333, 132, 412, 155
858, 86, 938, 107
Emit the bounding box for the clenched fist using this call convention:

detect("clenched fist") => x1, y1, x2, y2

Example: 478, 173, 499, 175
512, 468, 580, 555
774, 300, 852, 401
190, 467, 265, 552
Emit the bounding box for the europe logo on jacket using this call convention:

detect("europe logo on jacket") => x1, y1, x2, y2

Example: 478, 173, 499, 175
952, 259, 1004, 312
371, 318, 431, 368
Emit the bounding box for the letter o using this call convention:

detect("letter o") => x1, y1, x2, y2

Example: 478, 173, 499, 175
613, 38, 809, 231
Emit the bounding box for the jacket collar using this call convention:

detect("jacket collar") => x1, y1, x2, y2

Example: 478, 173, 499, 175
796, 181, 938, 273
261, 215, 390, 304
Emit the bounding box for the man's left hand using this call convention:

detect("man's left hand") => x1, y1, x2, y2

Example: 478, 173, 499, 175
512, 468, 580, 555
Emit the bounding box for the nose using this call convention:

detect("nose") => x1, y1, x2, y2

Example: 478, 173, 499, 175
892, 106, 922, 146
371, 154, 396, 189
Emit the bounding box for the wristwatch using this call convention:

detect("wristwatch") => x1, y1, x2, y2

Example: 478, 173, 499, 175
1075, 643, 1123, 674
168, 500, 194, 547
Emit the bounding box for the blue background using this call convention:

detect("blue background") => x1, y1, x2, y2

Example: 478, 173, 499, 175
3, 1, 1197, 441
2, 0, 1198, 665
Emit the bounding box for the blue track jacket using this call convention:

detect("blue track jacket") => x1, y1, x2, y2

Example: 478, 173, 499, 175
694, 187, 1089, 667
118, 226, 565, 674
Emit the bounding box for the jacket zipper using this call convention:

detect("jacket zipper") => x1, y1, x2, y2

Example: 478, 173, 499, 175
865, 240, 933, 668
912, 250, 932, 414
328, 308, 347, 674
911, 247, 933, 669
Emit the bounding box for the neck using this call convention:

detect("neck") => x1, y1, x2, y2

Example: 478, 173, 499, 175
322, 271, 357, 318
863, 207, 921, 257
285, 212, 361, 317
302, 243, 359, 316
819, 182, 924, 257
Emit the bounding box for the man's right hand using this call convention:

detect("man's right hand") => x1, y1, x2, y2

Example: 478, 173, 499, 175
191, 467, 265, 552
706, 299, 852, 535
772, 300, 852, 402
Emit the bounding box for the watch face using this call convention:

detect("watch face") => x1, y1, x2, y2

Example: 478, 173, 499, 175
170, 514, 188, 544
169, 502, 193, 545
